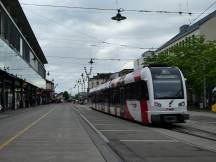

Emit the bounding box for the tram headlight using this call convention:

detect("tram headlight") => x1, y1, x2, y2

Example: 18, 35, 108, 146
178, 102, 185, 107
154, 102, 162, 107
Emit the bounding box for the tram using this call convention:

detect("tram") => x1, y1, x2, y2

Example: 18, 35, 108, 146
89, 65, 189, 124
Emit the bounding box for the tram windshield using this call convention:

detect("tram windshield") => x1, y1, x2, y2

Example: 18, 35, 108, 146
150, 67, 184, 99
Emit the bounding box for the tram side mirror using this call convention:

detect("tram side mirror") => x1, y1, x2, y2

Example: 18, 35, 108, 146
184, 78, 187, 81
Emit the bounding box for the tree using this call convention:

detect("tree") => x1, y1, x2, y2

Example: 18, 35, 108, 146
145, 36, 216, 107
63, 91, 70, 100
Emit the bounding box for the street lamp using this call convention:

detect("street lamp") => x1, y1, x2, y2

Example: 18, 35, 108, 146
81, 73, 86, 93
77, 80, 80, 94
84, 66, 93, 93
111, 9, 127, 22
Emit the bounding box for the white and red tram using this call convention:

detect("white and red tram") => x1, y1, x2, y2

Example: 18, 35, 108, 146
89, 65, 189, 124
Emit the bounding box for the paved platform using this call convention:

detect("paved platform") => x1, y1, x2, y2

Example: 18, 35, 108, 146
0, 104, 105, 162
75, 104, 216, 162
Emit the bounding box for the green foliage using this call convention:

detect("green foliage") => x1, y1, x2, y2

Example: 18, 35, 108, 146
145, 36, 216, 95
63, 91, 70, 100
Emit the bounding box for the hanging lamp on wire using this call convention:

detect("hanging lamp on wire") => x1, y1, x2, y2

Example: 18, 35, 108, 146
111, 8, 127, 21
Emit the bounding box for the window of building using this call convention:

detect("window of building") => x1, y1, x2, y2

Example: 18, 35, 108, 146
30, 51, 34, 67
23, 42, 30, 63
5, 16, 13, 45
38, 63, 45, 78
20, 38, 23, 56
0, 8, 2, 36
0, 8, 20, 52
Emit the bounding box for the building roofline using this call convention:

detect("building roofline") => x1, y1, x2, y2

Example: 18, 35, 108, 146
156, 9, 216, 52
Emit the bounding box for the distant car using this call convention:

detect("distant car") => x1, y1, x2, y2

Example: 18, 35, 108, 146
56, 99, 63, 103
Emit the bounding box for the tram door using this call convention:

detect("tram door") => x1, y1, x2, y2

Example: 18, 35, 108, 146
120, 86, 125, 116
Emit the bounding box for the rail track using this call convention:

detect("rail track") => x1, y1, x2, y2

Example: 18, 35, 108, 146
167, 125, 216, 141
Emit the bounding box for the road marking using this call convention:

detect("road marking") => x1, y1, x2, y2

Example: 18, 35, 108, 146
205, 122, 216, 124
94, 124, 116, 125
0, 108, 56, 151
120, 139, 179, 143
92, 120, 111, 121
73, 106, 109, 143
99, 130, 141, 132
79, 114, 110, 143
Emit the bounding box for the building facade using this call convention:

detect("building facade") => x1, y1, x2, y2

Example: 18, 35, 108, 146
110, 69, 133, 80
89, 69, 134, 90
156, 10, 216, 54
89, 73, 112, 89
44, 80, 54, 103
0, 0, 48, 111
133, 51, 155, 70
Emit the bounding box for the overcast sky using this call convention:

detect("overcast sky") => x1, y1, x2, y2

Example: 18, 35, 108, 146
18, 0, 216, 94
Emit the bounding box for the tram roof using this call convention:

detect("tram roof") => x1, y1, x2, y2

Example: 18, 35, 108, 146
89, 67, 148, 93
89, 66, 181, 93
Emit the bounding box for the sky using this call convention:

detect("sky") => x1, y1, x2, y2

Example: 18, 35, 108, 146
18, 0, 216, 94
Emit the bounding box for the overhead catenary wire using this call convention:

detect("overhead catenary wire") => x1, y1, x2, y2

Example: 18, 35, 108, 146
26, 9, 156, 50
186, 0, 191, 24
46, 55, 135, 61
21, 3, 200, 15
191, 0, 216, 23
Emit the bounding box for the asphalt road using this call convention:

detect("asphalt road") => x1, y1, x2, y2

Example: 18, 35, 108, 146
0, 104, 105, 162
1, 103, 216, 162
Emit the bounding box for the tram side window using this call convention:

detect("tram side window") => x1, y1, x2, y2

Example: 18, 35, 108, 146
110, 89, 114, 105
110, 88, 120, 105
104, 89, 109, 103
95, 92, 100, 103
93, 93, 96, 103
125, 81, 148, 100
100, 90, 106, 103
99, 91, 104, 103
140, 81, 149, 100
96, 90, 108, 103
89, 93, 94, 103
125, 83, 136, 100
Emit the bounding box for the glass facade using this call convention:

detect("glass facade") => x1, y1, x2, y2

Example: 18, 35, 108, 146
0, 3, 46, 89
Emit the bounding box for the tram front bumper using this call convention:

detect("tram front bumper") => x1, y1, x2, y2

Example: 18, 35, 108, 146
151, 113, 190, 123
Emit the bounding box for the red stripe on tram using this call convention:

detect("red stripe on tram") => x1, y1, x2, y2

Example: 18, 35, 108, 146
140, 99, 149, 124
134, 69, 141, 81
